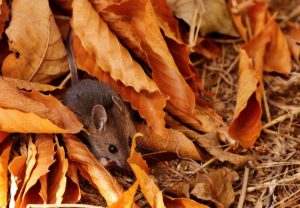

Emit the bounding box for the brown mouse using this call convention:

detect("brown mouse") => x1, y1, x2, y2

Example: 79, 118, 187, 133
63, 30, 135, 169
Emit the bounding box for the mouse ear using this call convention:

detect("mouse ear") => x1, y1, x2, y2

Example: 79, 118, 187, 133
112, 96, 124, 113
92, 104, 107, 131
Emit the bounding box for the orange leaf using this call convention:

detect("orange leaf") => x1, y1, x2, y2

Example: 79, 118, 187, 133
48, 136, 69, 204
8, 155, 27, 208
92, 0, 195, 115
229, 49, 262, 148
150, 0, 182, 43
0, 137, 12, 208
109, 181, 139, 208
72, 34, 168, 138
229, 1, 291, 75
20, 135, 56, 207
3, 0, 68, 83
0, 0, 9, 38
164, 196, 209, 208
1, 76, 62, 92
286, 22, 300, 64
264, 18, 291, 75
63, 134, 123, 206
72, 0, 159, 93
13, 136, 37, 208
0, 78, 83, 133
128, 134, 166, 208
0, 131, 9, 144
62, 162, 81, 204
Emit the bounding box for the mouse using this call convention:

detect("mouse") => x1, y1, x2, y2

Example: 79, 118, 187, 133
63, 29, 135, 170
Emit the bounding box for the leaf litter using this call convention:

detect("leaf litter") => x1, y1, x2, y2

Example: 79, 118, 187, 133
0, 0, 300, 207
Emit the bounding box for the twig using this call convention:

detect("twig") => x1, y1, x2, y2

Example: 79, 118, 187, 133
262, 84, 271, 123
237, 167, 250, 208
263, 129, 300, 143
269, 189, 300, 208
262, 107, 300, 129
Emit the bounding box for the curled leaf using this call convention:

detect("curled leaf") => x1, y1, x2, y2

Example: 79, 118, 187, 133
63, 134, 123, 206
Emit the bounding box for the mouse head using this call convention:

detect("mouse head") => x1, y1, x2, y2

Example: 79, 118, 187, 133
87, 96, 135, 170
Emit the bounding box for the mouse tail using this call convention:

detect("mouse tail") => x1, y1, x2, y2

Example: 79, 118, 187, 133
66, 28, 79, 86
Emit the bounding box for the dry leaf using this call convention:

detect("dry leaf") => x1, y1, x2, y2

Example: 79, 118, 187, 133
63, 134, 123, 206
0, 137, 12, 208
0, 78, 82, 133
92, 0, 196, 115
136, 124, 203, 161
109, 181, 139, 208
286, 22, 300, 64
229, 1, 291, 75
164, 196, 209, 208
14, 137, 37, 207
72, 0, 159, 93
128, 134, 166, 208
0, 131, 9, 144
3, 0, 68, 83
168, 0, 238, 36
48, 137, 68, 204
179, 129, 251, 166
151, 0, 182, 43
1, 76, 62, 92
19, 135, 55, 207
72, 34, 168, 138
191, 168, 237, 208
8, 155, 27, 208
62, 162, 81, 204
0, 0, 9, 38
166, 104, 222, 133
228, 49, 262, 148
194, 38, 221, 59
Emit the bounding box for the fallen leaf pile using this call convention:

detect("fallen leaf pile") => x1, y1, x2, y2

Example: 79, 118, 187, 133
0, 0, 299, 207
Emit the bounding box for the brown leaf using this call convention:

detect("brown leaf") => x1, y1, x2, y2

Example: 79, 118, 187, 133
166, 104, 222, 133
164, 196, 210, 208
228, 49, 262, 148
72, 0, 159, 93
229, 1, 291, 75
1, 76, 62, 92
72, 34, 168, 138
0, 78, 83, 133
8, 155, 26, 207
168, 0, 238, 36
92, 0, 196, 115
180, 129, 251, 166
286, 22, 300, 64
0, 131, 9, 144
109, 181, 139, 208
128, 134, 166, 208
3, 0, 68, 83
0, 0, 9, 38
191, 168, 236, 208
0, 137, 12, 208
63, 134, 123, 206
151, 0, 182, 43
62, 162, 81, 204
136, 124, 203, 161
48, 137, 68, 204
194, 38, 221, 59
19, 135, 56, 207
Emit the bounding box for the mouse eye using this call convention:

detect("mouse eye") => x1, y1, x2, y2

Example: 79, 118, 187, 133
108, 144, 118, 153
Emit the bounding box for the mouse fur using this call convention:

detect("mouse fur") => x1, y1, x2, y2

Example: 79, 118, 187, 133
63, 79, 135, 169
